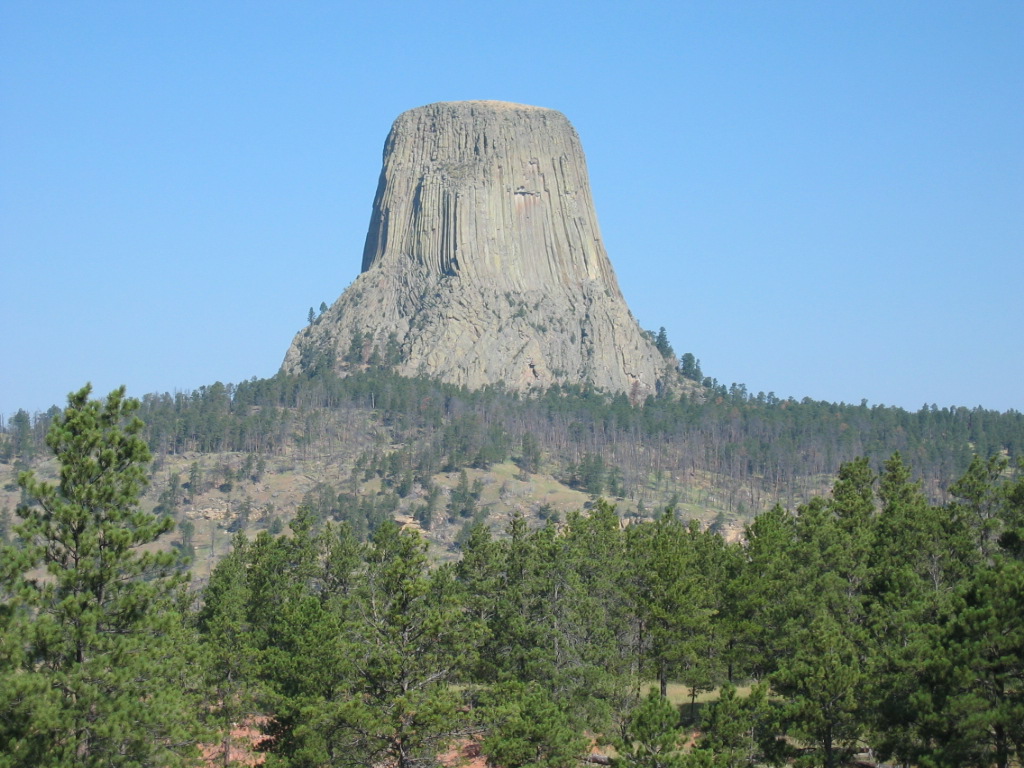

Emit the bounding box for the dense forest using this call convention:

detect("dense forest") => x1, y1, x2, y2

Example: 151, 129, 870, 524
1, 385, 1022, 767
3, 358, 1023, 531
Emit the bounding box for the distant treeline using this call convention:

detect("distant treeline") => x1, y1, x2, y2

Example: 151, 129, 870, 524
3, 367, 1022, 515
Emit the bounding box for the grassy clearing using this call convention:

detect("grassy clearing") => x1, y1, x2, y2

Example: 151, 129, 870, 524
639, 682, 754, 707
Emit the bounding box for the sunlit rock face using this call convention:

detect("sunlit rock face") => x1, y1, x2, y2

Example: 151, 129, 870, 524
283, 100, 674, 395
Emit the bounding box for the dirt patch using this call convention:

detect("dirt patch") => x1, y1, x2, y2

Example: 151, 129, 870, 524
200, 717, 270, 766
439, 738, 488, 768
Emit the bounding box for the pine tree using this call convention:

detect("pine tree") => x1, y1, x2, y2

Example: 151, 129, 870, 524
653, 327, 674, 360
627, 514, 715, 701
728, 504, 798, 682
196, 533, 259, 767
867, 453, 970, 763
904, 461, 1024, 768
480, 682, 588, 768
771, 614, 865, 768
0, 385, 203, 767
614, 689, 689, 768
304, 521, 484, 768
910, 558, 1024, 768
456, 523, 505, 679
766, 469, 875, 768
696, 682, 782, 768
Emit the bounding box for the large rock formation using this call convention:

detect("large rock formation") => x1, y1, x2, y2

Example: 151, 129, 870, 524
282, 100, 676, 395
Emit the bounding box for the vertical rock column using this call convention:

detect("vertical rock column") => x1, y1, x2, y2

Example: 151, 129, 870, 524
283, 100, 675, 395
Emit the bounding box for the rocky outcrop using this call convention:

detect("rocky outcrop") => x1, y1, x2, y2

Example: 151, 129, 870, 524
282, 100, 677, 395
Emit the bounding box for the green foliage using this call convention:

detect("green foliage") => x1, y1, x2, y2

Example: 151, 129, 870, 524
384, 331, 402, 366
569, 452, 606, 495
0, 385, 202, 767
614, 690, 689, 768
907, 556, 1024, 768
302, 522, 483, 768
195, 532, 259, 764
6, 409, 1017, 768
197, 518, 484, 768
950, 453, 1010, 557
212, 516, 359, 763
107, 367, 1024, 523
468, 503, 637, 733
346, 328, 366, 364
188, 460, 205, 497
654, 327, 675, 360
771, 614, 865, 768
627, 515, 718, 701
517, 430, 542, 474
696, 683, 783, 767
726, 504, 798, 681
481, 682, 588, 768
0, 505, 11, 543
182, 450, 1024, 768
678, 353, 703, 382
450, 469, 482, 519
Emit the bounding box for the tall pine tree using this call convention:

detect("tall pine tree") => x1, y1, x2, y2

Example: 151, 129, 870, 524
0, 385, 202, 767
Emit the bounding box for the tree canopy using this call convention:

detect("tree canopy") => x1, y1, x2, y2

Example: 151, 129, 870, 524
3, 384, 1023, 768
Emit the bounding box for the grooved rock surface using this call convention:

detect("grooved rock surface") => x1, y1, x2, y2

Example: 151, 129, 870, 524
282, 100, 676, 395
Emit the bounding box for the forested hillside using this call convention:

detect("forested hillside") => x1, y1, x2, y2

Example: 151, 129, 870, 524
2, 386, 1022, 767
3, 367, 1022, 556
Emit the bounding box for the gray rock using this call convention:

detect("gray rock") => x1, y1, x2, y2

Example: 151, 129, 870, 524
282, 100, 677, 396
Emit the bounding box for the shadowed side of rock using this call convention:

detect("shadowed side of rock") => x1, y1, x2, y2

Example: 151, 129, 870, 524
282, 100, 677, 396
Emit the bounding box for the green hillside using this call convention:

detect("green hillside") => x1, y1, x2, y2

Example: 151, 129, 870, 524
4, 367, 1022, 567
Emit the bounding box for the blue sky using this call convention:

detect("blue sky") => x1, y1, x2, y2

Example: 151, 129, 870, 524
2, 1, 1021, 418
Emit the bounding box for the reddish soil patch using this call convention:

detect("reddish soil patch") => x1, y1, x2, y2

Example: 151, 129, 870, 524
200, 717, 271, 766
439, 738, 488, 768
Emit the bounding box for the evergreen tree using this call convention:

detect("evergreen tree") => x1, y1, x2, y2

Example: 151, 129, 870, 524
950, 454, 1011, 557
242, 513, 355, 762
903, 461, 1024, 768
614, 690, 689, 768
305, 521, 483, 768
771, 614, 865, 768
517, 431, 542, 475
654, 327, 675, 360
553, 503, 636, 730
908, 557, 1024, 768
485, 512, 541, 684
456, 523, 505, 679
696, 682, 782, 768
627, 514, 715, 700
0, 385, 202, 767
9, 408, 34, 463
678, 353, 703, 382
196, 533, 259, 767
766, 466, 874, 768
450, 468, 480, 519
481, 682, 588, 768
723, 504, 797, 681
866, 453, 973, 763
0, 505, 11, 543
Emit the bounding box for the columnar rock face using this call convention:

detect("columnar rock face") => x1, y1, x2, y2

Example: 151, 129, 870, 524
282, 100, 676, 395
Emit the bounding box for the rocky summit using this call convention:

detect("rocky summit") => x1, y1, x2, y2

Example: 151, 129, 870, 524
282, 100, 676, 396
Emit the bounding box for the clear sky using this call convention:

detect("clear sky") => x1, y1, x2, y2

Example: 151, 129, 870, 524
2, 1, 1021, 419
